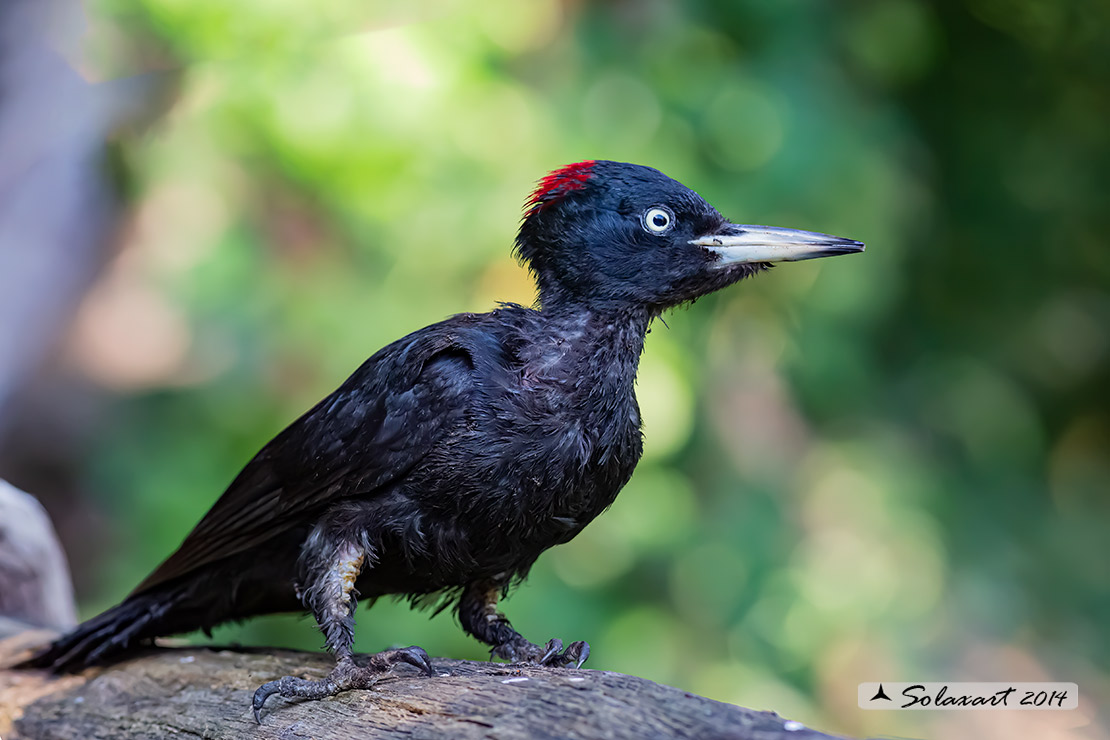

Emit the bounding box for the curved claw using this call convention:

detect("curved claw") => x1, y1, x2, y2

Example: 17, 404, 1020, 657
491, 637, 591, 668
566, 640, 590, 669
540, 639, 590, 668
492, 639, 594, 670
391, 645, 434, 677
252, 679, 283, 723
539, 639, 564, 664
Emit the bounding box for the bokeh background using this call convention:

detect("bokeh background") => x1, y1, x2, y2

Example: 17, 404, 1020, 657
1, 1, 1107, 738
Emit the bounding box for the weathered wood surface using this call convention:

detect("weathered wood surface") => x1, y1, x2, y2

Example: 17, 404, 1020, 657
0, 630, 846, 740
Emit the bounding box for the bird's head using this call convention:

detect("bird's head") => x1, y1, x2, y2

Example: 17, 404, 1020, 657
515, 160, 864, 313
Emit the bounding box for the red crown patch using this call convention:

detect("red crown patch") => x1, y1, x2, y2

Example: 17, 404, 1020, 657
525, 161, 596, 214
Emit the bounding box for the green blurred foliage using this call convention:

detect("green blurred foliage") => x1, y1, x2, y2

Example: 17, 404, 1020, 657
61, 0, 1109, 736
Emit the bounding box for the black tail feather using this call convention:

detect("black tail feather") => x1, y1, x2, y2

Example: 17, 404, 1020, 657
14, 588, 183, 673
14, 547, 303, 673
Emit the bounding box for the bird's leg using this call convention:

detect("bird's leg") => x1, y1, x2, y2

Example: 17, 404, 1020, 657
252, 540, 432, 722
458, 581, 589, 668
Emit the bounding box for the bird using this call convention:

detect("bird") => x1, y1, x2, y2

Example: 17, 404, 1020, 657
17, 160, 864, 720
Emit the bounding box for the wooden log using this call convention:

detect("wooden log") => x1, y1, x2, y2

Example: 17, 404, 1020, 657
0, 630, 847, 740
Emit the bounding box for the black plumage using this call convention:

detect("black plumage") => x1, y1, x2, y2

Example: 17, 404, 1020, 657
18, 161, 863, 718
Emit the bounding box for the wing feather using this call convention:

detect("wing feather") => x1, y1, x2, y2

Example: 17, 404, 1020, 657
131, 326, 476, 595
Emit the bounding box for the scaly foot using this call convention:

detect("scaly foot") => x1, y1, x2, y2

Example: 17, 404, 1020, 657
252, 646, 433, 722
491, 637, 589, 668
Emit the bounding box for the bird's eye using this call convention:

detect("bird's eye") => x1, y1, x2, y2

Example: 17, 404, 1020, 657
642, 206, 674, 235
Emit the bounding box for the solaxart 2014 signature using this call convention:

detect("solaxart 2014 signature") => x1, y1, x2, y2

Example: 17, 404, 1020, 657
858, 682, 1078, 710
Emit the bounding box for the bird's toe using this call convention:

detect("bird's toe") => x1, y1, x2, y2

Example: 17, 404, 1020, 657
372, 645, 434, 676
565, 640, 590, 669
490, 637, 590, 668
490, 639, 532, 663
539, 638, 590, 668
252, 647, 436, 721
252, 675, 325, 723
538, 638, 564, 664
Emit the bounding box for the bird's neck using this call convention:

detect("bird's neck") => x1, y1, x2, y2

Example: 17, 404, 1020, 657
523, 302, 652, 394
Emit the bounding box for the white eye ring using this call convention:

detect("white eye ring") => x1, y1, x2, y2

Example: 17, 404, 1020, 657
643, 206, 673, 234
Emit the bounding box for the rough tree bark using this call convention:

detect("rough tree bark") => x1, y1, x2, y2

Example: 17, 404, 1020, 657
0, 630, 847, 740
